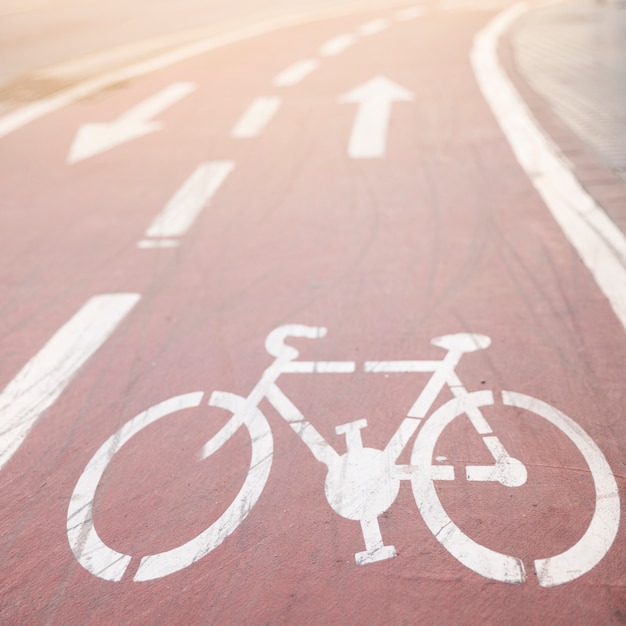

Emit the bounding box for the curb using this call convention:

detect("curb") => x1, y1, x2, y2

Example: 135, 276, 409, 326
498, 4, 626, 238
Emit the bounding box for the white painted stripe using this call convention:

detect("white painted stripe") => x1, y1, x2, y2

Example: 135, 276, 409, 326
144, 161, 234, 239
472, 4, 626, 335
36, 27, 219, 80
283, 361, 356, 373
319, 34, 357, 57
358, 19, 390, 36
364, 360, 440, 372
231, 97, 281, 138
136, 239, 180, 249
394, 6, 427, 20
273, 59, 320, 86
0, 6, 367, 139
0, 293, 140, 471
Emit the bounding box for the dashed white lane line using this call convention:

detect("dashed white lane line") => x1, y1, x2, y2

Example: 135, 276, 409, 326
0, 7, 373, 139
358, 19, 390, 36
273, 59, 320, 86
231, 96, 282, 138
318, 33, 357, 57
473, 3, 626, 334
395, 6, 428, 20
138, 161, 234, 247
0, 293, 140, 471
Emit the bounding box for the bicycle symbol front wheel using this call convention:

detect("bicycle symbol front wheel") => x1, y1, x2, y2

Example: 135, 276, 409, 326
67, 391, 273, 582
411, 390, 620, 587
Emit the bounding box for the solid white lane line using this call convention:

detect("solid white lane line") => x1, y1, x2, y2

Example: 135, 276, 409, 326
473, 4, 626, 335
358, 19, 390, 36
318, 33, 357, 57
273, 59, 320, 86
142, 161, 234, 242
0, 6, 370, 139
36, 27, 219, 80
231, 96, 282, 138
395, 6, 428, 20
0, 293, 140, 471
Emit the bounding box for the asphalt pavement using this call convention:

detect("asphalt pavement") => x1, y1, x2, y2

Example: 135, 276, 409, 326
1, 1, 626, 623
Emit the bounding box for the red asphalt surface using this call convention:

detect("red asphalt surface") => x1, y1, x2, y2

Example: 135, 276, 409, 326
1, 3, 625, 623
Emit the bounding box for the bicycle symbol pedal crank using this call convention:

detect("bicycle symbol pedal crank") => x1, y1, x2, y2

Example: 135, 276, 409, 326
67, 325, 620, 586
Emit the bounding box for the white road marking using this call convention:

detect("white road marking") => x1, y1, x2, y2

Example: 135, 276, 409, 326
394, 6, 428, 20
231, 96, 281, 138
364, 360, 440, 372
67, 393, 204, 582
273, 59, 320, 86
472, 3, 626, 335
68, 82, 196, 164
503, 391, 620, 587
36, 27, 220, 80
140, 161, 234, 246
412, 390, 527, 584
319, 33, 357, 57
0, 6, 369, 139
340, 76, 414, 158
282, 361, 356, 373
0, 293, 140, 471
69, 390, 274, 582
136, 239, 180, 249
358, 19, 390, 36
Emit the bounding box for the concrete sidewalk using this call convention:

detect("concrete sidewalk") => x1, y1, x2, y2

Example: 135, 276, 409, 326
507, 0, 626, 236
511, 0, 626, 180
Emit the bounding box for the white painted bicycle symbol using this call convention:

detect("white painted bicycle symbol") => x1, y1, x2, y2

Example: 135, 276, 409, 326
67, 325, 620, 586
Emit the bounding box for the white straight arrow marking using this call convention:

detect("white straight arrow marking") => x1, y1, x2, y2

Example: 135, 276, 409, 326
68, 82, 196, 164
0, 293, 140, 471
340, 76, 414, 158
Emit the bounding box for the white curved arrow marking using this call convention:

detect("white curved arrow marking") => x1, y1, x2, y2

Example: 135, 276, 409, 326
340, 76, 414, 158
68, 82, 196, 164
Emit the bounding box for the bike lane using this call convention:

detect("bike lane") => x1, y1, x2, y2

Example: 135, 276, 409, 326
0, 3, 625, 623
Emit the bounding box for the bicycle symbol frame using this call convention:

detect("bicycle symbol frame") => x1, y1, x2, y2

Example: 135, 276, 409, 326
67, 325, 620, 586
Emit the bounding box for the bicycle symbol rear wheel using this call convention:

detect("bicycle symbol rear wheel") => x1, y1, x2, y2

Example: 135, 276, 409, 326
67, 391, 273, 582
411, 390, 620, 586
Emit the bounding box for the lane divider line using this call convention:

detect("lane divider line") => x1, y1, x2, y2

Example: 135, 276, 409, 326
273, 6, 428, 90
231, 96, 282, 138
0, 6, 392, 140
473, 3, 626, 334
318, 33, 357, 57
395, 6, 428, 20
273, 59, 320, 87
358, 19, 391, 36
138, 161, 234, 248
0, 293, 141, 471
